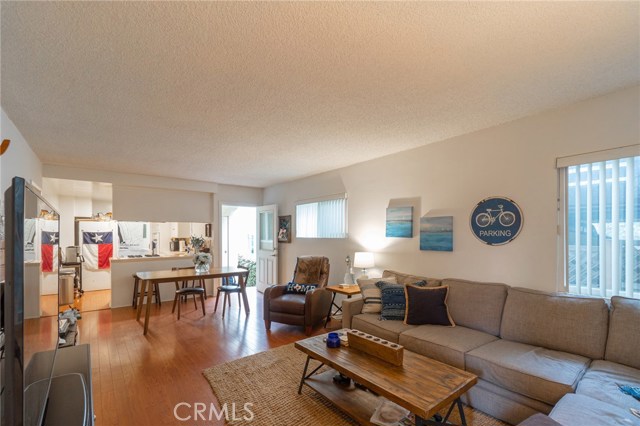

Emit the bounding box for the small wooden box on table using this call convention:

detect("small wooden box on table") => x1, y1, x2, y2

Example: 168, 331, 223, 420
295, 330, 477, 426
346, 329, 404, 366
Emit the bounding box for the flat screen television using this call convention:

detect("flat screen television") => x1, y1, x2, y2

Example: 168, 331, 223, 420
2, 176, 60, 426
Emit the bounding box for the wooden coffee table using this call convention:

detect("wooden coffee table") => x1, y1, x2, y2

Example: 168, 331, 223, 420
295, 331, 477, 426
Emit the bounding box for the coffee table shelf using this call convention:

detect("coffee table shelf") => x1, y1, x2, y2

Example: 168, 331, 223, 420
295, 330, 477, 426
305, 370, 380, 426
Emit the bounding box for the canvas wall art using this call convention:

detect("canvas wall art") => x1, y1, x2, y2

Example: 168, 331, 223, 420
420, 216, 453, 251
278, 215, 292, 243
386, 206, 413, 238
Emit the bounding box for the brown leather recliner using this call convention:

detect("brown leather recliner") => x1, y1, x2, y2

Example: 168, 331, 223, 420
264, 256, 331, 335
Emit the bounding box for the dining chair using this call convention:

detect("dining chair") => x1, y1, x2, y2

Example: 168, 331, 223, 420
173, 266, 208, 296
171, 266, 206, 319
172, 287, 206, 319
214, 268, 249, 318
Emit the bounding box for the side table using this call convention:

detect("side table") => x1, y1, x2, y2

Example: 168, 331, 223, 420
324, 285, 361, 328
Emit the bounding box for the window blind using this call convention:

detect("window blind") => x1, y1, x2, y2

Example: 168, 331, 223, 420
564, 155, 639, 298
296, 197, 347, 239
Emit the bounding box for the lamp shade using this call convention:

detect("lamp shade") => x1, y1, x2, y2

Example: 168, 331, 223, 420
353, 252, 374, 269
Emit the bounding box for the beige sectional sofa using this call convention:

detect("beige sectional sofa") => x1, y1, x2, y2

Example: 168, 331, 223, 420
341, 270, 640, 426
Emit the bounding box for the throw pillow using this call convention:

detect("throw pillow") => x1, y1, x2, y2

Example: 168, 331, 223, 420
284, 282, 318, 294
357, 276, 397, 314
404, 285, 455, 326
377, 280, 427, 321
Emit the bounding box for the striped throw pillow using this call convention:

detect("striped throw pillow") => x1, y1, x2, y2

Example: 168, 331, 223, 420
357, 277, 397, 314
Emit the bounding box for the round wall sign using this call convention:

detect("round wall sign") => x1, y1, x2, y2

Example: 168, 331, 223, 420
470, 196, 523, 246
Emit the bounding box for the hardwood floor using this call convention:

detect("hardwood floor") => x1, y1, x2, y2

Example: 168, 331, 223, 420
41, 289, 112, 316
30, 288, 335, 425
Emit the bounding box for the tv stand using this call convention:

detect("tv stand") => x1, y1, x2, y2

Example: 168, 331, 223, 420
44, 344, 93, 426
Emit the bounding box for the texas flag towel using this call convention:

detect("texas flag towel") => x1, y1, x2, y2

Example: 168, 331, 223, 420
83, 231, 113, 270
41, 231, 59, 272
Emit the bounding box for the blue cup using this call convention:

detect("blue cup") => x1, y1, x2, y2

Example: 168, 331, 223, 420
326, 332, 341, 348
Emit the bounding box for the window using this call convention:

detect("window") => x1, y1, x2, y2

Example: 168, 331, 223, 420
296, 195, 347, 238
559, 148, 639, 298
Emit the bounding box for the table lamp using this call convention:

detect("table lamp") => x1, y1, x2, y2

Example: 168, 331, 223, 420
353, 252, 374, 279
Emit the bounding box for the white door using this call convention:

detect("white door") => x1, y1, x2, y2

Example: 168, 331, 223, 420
221, 215, 229, 267
256, 204, 278, 293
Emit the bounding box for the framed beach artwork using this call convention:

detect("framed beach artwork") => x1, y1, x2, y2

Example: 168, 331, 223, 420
420, 216, 453, 251
386, 206, 413, 238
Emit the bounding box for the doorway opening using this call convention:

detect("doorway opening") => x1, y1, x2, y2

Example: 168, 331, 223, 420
221, 205, 257, 287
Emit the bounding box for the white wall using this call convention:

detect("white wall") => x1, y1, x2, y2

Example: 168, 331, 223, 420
113, 185, 213, 223
1, 108, 42, 192
264, 86, 640, 292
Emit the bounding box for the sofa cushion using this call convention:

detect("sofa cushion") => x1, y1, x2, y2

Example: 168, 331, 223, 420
382, 270, 441, 287
465, 339, 590, 405
269, 294, 306, 315
351, 313, 416, 343
576, 360, 640, 411
550, 394, 639, 426
399, 325, 498, 369
357, 276, 397, 314
605, 296, 640, 370
500, 287, 609, 359
404, 285, 454, 327
441, 278, 508, 336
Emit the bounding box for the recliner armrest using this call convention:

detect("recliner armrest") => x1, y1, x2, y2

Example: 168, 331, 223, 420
341, 296, 364, 329
264, 284, 287, 300
263, 284, 288, 323
305, 288, 332, 326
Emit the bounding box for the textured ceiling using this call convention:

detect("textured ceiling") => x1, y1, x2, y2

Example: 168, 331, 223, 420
1, 2, 639, 188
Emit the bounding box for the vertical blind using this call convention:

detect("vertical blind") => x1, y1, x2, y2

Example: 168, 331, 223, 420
296, 197, 347, 238
565, 156, 639, 298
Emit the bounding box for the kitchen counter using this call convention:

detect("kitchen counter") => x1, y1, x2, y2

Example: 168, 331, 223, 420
110, 253, 193, 263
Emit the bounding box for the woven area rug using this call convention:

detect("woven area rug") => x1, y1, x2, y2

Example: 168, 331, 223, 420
203, 344, 509, 426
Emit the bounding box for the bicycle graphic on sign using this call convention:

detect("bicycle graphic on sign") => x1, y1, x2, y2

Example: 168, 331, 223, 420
474, 204, 516, 228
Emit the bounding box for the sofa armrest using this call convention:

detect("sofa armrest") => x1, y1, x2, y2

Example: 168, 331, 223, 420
341, 296, 364, 329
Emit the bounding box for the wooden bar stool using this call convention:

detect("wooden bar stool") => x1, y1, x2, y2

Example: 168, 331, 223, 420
132, 274, 161, 308
172, 287, 206, 319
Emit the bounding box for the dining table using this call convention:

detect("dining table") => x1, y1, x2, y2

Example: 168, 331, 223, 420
135, 266, 249, 335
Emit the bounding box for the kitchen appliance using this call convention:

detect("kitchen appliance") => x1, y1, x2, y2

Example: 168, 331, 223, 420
62, 246, 84, 296
64, 246, 84, 263
151, 232, 159, 256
